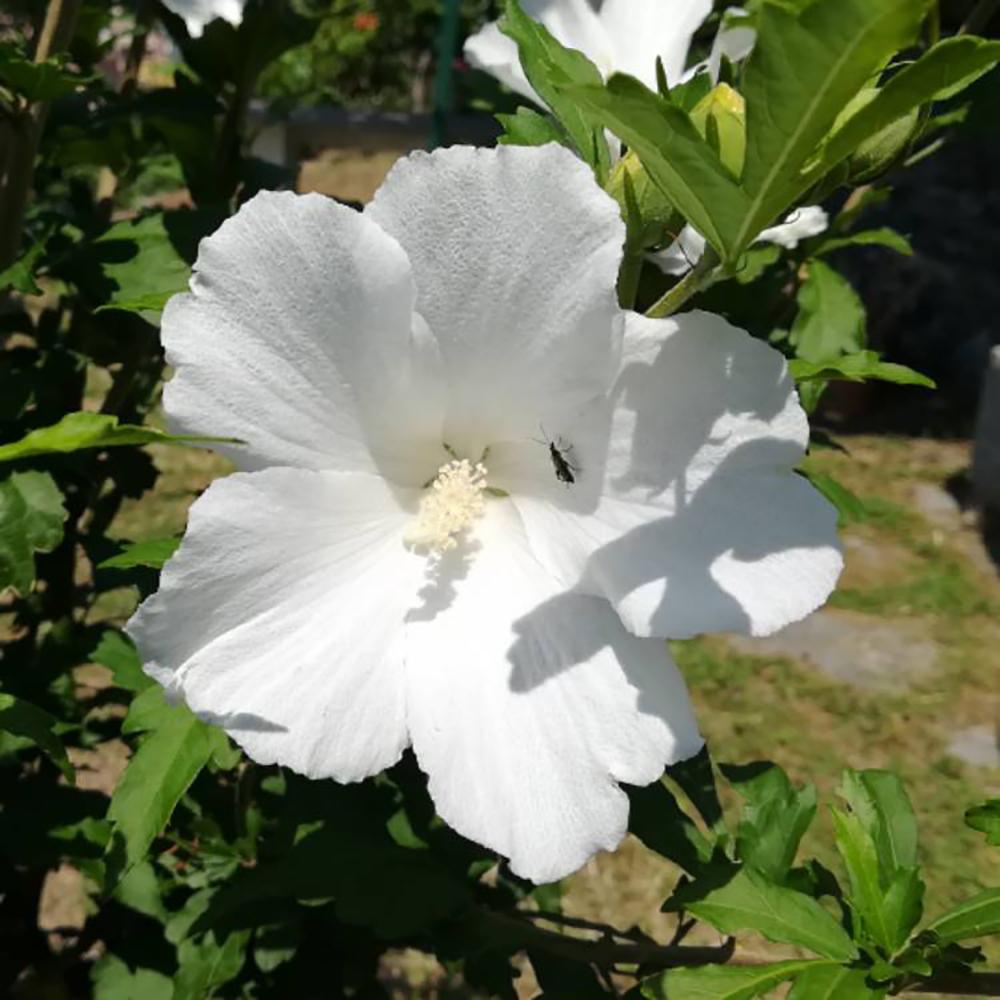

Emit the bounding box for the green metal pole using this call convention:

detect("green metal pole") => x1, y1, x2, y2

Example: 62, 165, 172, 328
430, 0, 461, 149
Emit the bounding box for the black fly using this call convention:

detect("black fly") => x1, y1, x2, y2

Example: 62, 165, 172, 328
537, 428, 579, 485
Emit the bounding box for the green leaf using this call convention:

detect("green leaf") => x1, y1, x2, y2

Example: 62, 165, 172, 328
570, 74, 751, 263
174, 931, 250, 1000
668, 746, 725, 834
965, 800, 1000, 846
114, 861, 168, 923
818, 36, 1000, 173
91, 631, 153, 693
0, 236, 46, 295
191, 806, 471, 939
627, 780, 714, 875
738, 0, 928, 252
815, 228, 912, 256
0, 412, 238, 463
107, 688, 229, 879
91, 954, 173, 1000
0, 691, 74, 781
0, 42, 86, 101
100, 537, 181, 572
672, 868, 858, 961
789, 261, 866, 364
800, 470, 867, 526
721, 762, 817, 883
842, 770, 919, 876
0, 470, 67, 595
789, 350, 935, 388
496, 106, 566, 148
499, 0, 610, 178
642, 960, 837, 1000
832, 797, 922, 953
89, 212, 192, 317
787, 965, 885, 999
929, 888, 1000, 943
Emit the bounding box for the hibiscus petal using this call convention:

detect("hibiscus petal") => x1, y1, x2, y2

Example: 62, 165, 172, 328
162, 0, 245, 37
599, 0, 713, 87
162, 190, 443, 485
127, 468, 423, 781
404, 501, 702, 883
366, 144, 625, 458
464, 0, 615, 104
509, 311, 842, 638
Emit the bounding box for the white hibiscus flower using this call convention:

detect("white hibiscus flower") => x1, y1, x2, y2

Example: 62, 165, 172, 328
652, 205, 831, 277
465, 0, 755, 104
127, 144, 841, 883
161, 0, 245, 37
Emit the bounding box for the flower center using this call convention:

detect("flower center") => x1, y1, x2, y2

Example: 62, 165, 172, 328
404, 458, 489, 554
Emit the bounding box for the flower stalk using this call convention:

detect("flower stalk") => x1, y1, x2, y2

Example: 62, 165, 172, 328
645, 246, 721, 319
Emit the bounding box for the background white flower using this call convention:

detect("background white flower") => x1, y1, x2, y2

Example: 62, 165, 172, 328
653, 205, 831, 276
128, 144, 841, 883
161, 0, 245, 37
465, 0, 754, 105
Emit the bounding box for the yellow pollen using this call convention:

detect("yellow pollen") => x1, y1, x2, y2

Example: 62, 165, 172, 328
405, 458, 489, 554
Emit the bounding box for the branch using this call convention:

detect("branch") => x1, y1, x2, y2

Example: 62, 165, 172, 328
475, 909, 735, 970
0, 0, 83, 270
478, 910, 1000, 995
905, 972, 1000, 996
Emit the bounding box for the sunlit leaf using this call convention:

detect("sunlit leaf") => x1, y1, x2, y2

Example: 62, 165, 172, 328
0, 412, 239, 463
0, 470, 67, 594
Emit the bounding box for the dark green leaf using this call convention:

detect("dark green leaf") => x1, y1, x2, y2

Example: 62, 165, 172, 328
627, 779, 714, 874
965, 800, 1000, 846
0, 43, 86, 101
0, 237, 46, 295
799, 470, 868, 526
0, 470, 67, 595
496, 106, 566, 147
789, 350, 935, 388
529, 950, 606, 998
721, 762, 817, 882
0, 691, 74, 781
672, 868, 858, 961
107, 688, 230, 879
91, 954, 173, 1000
642, 960, 837, 1000
87, 212, 192, 317
91, 631, 152, 693
738, 0, 928, 251
100, 537, 181, 572
500, 0, 610, 177
787, 965, 885, 999
789, 262, 866, 364
0, 412, 239, 463
668, 746, 725, 833
929, 889, 1000, 943
818, 36, 1000, 173
569, 74, 751, 263
815, 228, 913, 256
